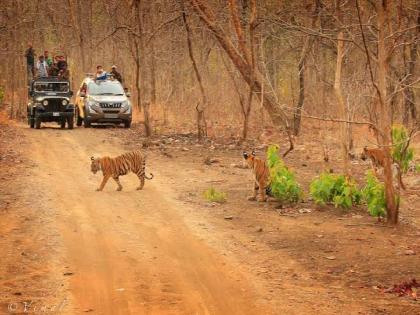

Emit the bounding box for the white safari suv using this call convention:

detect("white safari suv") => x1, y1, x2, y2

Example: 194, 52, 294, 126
75, 76, 132, 128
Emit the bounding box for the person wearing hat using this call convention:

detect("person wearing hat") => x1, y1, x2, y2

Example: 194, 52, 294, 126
110, 65, 123, 84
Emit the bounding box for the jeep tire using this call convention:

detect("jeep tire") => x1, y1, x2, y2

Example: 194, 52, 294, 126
67, 115, 74, 129
35, 116, 41, 129
124, 120, 131, 128
75, 108, 83, 126
83, 111, 91, 128
29, 117, 35, 128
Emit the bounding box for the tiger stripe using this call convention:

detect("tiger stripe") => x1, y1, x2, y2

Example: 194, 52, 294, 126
91, 151, 153, 191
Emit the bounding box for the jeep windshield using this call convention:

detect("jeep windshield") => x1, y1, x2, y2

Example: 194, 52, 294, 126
34, 82, 69, 92
88, 81, 124, 96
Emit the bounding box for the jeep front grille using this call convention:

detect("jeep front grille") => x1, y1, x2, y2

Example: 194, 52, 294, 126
46, 99, 63, 112
100, 103, 122, 109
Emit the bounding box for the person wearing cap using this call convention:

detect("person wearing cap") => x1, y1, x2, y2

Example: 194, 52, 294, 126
110, 65, 123, 84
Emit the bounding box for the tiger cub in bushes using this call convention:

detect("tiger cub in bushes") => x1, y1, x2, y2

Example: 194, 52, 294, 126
243, 151, 271, 202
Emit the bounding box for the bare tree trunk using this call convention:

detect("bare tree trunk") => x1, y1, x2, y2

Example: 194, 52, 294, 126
135, 56, 142, 111
222, 55, 249, 139
403, 9, 419, 125
189, 0, 290, 131
143, 102, 152, 136
334, 1, 350, 175
243, 0, 257, 141
293, 53, 306, 136
132, 0, 152, 136
180, 0, 207, 139
377, 1, 399, 224
150, 42, 157, 105
293, 0, 321, 136
68, 0, 86, 73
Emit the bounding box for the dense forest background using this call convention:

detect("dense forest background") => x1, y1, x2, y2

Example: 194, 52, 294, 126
1, 0, 418, 139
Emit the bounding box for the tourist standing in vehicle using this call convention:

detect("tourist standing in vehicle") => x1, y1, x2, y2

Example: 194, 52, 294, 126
44, 51, 53, 67
95, 65, 107, 80
36, 55, 48, 77
48, 61, 59, 76
25, 43, 36, 81
57, 56, 67, 71
110, 65, 123, 84
58, 64, 70, 81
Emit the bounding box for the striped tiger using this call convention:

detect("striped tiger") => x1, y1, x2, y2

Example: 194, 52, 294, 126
361, 146, 405, 189
243, 150, 271, 202
90, 151, 153, 191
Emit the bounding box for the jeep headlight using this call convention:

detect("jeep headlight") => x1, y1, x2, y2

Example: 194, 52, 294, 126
62, 100, 68, 106
121, 101, 131, 113
87, 101, 99, 113
42, 100, 48, 106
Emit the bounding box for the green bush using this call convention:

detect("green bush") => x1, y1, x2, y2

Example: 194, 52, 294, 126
203, 187, 227, 203
310, 172, 362, 209
362, 171, 386, 218
416, 164, 420, 173
266, 145, 302, 203
392, 125, 414, 174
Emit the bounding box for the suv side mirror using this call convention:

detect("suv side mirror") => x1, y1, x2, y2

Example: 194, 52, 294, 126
28, 89, 32, 97
126, 92, 131, 97
69, 91, 74, 97
79, 91, 86, 97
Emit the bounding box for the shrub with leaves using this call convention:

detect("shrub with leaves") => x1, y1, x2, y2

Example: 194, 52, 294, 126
362, 171, 386, 218
203, 187, 227, 203
310, 172, 362, 209
392, 125, 414, 174
266, 145, 302, 203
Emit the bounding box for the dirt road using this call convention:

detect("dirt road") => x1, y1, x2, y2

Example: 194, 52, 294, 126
1, 122, 419, 315
16, 127, 270, 315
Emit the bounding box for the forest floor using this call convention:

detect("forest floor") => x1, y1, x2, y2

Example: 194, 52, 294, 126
0, 118, 419, 315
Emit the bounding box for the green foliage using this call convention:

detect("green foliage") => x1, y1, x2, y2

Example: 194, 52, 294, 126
362, 171, 386, 218
310, 173, 362, 209
416, 164, 420, 173
203, 187, 227, 204
392, 125, 414, 173
266, 145, 302, 203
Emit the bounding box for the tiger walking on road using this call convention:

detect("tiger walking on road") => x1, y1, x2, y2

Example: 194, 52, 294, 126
90, 151, 153, 191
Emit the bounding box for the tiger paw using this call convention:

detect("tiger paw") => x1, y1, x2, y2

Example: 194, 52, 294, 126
96, 188, 102, 192
136, 187, 143, 190
257, 197, 267, 202
117, 187, 123, 191
247, 196, 257, 201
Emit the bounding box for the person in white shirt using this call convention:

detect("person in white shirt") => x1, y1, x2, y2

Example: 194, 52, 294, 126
36, 55, 48, 77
